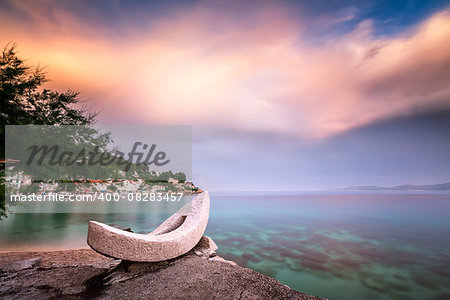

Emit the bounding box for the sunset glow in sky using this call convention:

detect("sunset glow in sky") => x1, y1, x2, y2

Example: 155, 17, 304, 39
2, 0, 450, 190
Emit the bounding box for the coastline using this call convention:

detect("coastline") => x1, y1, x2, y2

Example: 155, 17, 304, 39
0, 240, 325, 300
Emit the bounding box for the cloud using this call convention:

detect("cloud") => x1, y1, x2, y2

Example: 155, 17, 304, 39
1, 1, 449, 139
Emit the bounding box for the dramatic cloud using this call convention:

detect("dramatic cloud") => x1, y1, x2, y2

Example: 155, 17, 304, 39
1, 1, 449, 139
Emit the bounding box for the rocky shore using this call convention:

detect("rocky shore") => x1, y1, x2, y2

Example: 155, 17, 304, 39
0, 237, 325, 299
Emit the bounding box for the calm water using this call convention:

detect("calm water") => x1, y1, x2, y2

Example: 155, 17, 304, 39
1, 192, 450, 300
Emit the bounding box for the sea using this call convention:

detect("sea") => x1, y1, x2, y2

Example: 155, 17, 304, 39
1, 191, 449, 300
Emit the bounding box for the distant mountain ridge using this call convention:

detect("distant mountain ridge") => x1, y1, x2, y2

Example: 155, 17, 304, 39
345, 182, 450, 191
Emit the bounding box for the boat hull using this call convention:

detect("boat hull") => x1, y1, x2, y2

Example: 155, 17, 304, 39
87, 192, 210, 262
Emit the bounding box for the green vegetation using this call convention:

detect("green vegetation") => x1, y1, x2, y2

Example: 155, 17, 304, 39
1, 44, 97, 218
1, 44, 196, 219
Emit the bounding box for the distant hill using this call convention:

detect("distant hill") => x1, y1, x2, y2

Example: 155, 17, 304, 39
345, 182, 450, 191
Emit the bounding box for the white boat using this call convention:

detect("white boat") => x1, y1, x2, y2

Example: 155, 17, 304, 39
87, 192, 210, 262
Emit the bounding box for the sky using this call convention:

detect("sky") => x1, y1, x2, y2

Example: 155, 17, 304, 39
1, 0, 449, 190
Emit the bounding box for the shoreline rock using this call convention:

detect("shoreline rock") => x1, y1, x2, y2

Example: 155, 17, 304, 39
0, 238, 326, 300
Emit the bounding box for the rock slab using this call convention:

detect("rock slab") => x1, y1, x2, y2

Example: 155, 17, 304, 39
0, 247, 326, 300
0, 257, 42, 272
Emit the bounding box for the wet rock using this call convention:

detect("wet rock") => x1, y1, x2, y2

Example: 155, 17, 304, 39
252, 264, 277, 278
329, 268, 352, 279
287, 260, 304, 272
0, 248, 326, 300
393, 273, 406, 281
412, 275, 437, 289
225, 236, 252, 247
242, 253, 259, 263
0, 257, 42, 272
362, 276, 388, 292
331, 257, 362, 270
299, 259, 328, 272
0, 249, 115, 269
0, 265, 104, 298
388, 282, 410, 292
219, 252, 248, 267
280, 249, 302, 259
254, 249, 272, 260
429, 266, 450, 277
299, 248, 328, 264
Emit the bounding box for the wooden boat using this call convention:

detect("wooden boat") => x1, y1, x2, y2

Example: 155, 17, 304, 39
87, 191, 210, 262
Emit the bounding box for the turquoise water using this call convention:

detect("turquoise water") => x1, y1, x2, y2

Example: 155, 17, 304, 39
1, 192, 450, 300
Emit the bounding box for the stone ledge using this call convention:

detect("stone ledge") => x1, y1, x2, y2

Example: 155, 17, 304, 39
0, 241, 326, 300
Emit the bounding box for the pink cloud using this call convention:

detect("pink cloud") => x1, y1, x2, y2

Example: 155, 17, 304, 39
1, 2, 449, 138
